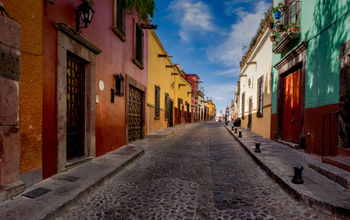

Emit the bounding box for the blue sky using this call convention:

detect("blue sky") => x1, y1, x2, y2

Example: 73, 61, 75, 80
152, 0, 272, 114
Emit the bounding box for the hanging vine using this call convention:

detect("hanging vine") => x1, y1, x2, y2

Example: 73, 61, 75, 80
124, 0, 156, 21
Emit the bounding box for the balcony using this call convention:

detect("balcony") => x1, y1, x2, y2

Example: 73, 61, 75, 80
271, 0, 301, 54
273, 31, 300, 54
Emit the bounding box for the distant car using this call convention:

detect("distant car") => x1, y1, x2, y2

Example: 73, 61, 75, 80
233, 118, 241, 127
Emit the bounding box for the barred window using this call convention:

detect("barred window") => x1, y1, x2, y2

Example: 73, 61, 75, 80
134, 23, 144, 66
257, 76, 263, 117
186, 102, 190, 119
283, 0, 300, 27
177, 98, 182, 118
155, 85, 160, 119
113, 0, 126, 41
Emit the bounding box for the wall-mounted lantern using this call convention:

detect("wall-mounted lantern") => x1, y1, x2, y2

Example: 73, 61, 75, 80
76, 1, 95, 32
111, 73, 124, 103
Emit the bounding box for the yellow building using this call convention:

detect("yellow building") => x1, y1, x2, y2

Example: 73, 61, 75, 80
208, 99, 216, 120
147, 30, 175, 133
173, 66, 192, 125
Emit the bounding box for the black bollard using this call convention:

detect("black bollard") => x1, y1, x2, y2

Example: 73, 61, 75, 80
254, 142, 261, 153
238, 131, 242, 138
231, 125, 234, 130
234, 128, 237, 133
291, 166, 304, 184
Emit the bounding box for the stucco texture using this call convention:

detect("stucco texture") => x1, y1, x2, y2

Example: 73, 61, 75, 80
3, 0, 44, 174
147, 30, 174, 133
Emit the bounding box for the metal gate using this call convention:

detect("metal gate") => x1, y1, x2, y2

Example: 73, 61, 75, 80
66, 55, 85, 160
128, 85, 143, 142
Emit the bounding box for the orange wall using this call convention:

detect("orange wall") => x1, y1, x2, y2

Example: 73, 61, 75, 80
2, 0, 43, 174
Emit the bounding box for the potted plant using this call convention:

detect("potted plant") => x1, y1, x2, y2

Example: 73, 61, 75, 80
272, 4, 282, 19
275, 21, 284, 32
268, 19, 274, 29
270, 31, 276, 41
289, 22, 300, 32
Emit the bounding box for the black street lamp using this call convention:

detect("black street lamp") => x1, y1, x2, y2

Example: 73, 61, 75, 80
76, 1, 94, 32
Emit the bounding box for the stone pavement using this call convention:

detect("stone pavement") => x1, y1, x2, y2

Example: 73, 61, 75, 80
224, 123, 350, 219
56, 122, 333, 219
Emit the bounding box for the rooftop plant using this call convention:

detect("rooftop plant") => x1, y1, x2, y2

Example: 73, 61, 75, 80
125, 0, 156, 21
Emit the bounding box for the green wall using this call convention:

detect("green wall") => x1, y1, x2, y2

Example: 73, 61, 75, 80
271, 0, 350, 113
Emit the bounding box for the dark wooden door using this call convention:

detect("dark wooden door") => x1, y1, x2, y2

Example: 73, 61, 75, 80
128, 85, 143, 142
248, 97, 252, 130
168, 99, 173, 127
282, 69, 302, 143
66, 55, 85, 160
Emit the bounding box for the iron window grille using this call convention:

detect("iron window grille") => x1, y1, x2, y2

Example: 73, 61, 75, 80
113, 0, 126, 41
283, 0, 300, 28
134, 23, 144, 67
257, 76, 263, 117
155, 85, 160, 119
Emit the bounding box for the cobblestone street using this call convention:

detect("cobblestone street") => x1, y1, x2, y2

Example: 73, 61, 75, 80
57, 123, 331, 220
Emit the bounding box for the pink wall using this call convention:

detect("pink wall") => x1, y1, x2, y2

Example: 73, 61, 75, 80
43, 0, 148, 177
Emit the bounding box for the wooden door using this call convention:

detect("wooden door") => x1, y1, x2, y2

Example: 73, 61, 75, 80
168, 99, 173, 127
282, 69, 302, 143
66, 55, 85, 160
248, 97, 252, 130
128, 85, 143, 142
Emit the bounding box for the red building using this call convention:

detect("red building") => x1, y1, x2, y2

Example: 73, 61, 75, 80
185, 74, 200, 122
42, 0, 148, 178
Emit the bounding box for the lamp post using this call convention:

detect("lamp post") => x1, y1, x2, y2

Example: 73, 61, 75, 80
76, 1, 95, 32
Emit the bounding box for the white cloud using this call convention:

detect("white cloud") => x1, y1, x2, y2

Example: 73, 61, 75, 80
205, 83, 236, 101
168, 0, 215, 41
216, 67, 240, 76
208, 1, 270, 67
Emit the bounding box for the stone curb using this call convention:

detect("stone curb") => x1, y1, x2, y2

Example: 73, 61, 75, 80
224, 125, 350, 219
0, 144, 144, 220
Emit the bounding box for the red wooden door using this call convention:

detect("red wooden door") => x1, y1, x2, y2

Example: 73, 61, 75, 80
282, 69, 302, 143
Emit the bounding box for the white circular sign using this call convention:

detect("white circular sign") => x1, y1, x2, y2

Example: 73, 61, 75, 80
99, 80, 104, 91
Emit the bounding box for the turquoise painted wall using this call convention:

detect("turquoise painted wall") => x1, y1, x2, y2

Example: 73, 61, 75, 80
271, 0, 350, 113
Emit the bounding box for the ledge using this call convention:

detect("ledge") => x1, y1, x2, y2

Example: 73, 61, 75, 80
273, 32, 301, 54
112, 27, 127, 42
133, 59, 144, 70
55, 23, 102, 54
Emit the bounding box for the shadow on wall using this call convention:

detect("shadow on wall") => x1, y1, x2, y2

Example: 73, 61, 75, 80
304, 0, 349, 108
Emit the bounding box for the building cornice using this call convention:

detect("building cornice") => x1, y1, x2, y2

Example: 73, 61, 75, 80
274, 40, 308, 70
55, 23, 102, 54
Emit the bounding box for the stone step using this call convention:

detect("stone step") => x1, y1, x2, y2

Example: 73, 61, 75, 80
308, 162, 350, 189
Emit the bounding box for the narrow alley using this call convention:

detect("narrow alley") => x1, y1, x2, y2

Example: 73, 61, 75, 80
57, 123, 328, 219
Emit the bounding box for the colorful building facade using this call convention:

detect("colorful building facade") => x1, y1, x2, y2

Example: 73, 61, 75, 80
147, 30, 174, 133
238, 25, 272, 139
185, 74, 200, 122
173, 67, 192, 124
271, 0, 350, 168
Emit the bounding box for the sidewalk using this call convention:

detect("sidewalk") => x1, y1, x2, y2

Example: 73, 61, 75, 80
224, 124, 350, 218
0, 127, 174, 220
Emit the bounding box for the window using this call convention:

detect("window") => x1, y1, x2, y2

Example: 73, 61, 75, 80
113, 0, 126, 42
155, 85, 160, 119
165, 93, 169, 120
257, 76, 263, 117
134, 23, 144, 69
177, 98, 182, 118
283, 0, 300, 28
241, 92, 245, 119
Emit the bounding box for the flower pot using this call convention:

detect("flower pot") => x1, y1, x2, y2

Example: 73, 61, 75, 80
270, 35, 276, 41
274, 10, 282, 19
269, 22, 274, 29
276, 24, 284, 32
290, 27, 299, 32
